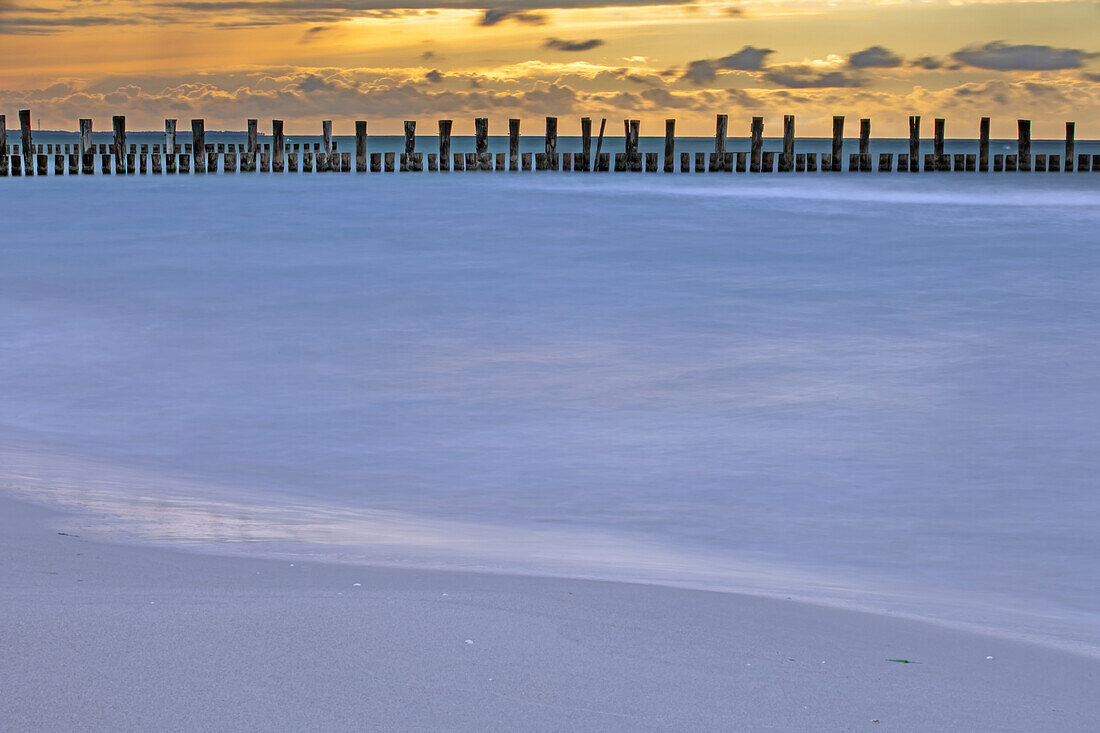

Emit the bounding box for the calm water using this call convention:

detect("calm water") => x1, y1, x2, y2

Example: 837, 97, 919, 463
2, 172, 1098, 654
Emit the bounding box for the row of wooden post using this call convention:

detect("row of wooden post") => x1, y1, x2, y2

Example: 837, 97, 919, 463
1, 110, 1097, 176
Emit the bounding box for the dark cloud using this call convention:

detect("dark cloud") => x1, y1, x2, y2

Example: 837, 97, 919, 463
0, 14, 145, 34
680, 45, 773, 85
298, 24, 328, 42
910, 55, 942, 70
477, 8, 548, 25
681, 60, 716, 85
724, 6, 743, 16
716, 45, 773, 71
424, 69, 444, 83
952, 41, 1095, 71
761, 65, 864, 88
543, 37, 603, 52
847, 46, 902, 69
1085, 72, 1100, 82
421, 50, 435, 60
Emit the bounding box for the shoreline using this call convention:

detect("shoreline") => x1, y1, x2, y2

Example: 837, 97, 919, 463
3, 493, 1099, 731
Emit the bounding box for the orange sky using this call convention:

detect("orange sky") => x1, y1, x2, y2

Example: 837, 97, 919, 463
1, 0, 1099, 134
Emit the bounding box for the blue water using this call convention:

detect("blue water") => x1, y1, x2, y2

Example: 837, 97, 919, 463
1, 172, 1098, 654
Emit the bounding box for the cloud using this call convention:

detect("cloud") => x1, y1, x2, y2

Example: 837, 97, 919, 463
680, 45, 773, 84
847, 46, 902, 69
477, 8, 547, 25
0, 14, 145, 34
952, 41, 1095, 71
424, 69, 444, 83
761, 65, 864, 88
910, 56, 942, 70
421, 51, 435, 60
681, 60, 716, 85
299, 25, 328, 42
715, 45, 773, 71
543, 37, 603, 52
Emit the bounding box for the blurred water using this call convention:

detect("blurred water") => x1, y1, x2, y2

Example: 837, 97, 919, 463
2, 172, 1099, 653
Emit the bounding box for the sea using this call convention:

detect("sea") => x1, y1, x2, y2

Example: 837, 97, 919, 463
2, 150, 1099, 657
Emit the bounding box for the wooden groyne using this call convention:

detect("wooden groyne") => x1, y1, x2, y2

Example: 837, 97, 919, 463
1, 110, 1097, 177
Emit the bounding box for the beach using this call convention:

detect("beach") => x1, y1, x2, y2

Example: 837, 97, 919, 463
4, 495, 1099, 731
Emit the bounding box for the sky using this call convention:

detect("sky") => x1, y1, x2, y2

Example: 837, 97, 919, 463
1, 0, 1099, 135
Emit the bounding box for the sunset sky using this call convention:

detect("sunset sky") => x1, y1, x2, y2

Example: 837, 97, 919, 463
1, 0, 1099, 135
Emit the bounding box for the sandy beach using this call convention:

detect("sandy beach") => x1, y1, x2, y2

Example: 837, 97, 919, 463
3, 494, 1097, 732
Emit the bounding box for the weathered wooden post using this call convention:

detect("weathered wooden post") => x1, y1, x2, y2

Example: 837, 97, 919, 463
1018, 119, 1031, 171
189, 119, 205, 173
271, 120, 284, 172
432, 119, 449, 172
402, 120, 416, 171
113, 115, 126, 174
594, 118, 606, 169
750, 116, 763, 172
0, 116, 6, 176
545, 116, 558, 171
507, 118, 519, 171
164, 119, 177, 173
475, 117, 490, 171
19, 109, 34, 176
320, 119, 332, 172
908, 115, 920, 172
354, 121, 367, 172
859, 118, 871, 172
663, 119, 675, 173
711, 114, 727, 172
831, 116, 843, 172
495, 152, 505, 170
78, 119, 93, 174
245, 118, 257, 171
979, 117, 990, 172
625, 119, 641, 171
1065, 122, 1074, 172
780, 115, 794, 172
577, 116, 591, 171
933, 118, 948, 171
878, 152, 893, 172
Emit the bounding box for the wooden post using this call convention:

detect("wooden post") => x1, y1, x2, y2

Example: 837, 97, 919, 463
545, 116, 558, 170
19, 109, 33, 176
831, 116, 843, 172
323, 119, 333, 157
190, 119, 205, 173
246, 118, 257, 156
1065, 122, 1074, 172
112, 115, 126, 174
859, 118, 871, 172
979, 117, 990, 172
908, 116, 920, 172
77, 118, 91, 158
781, 115, 794, 172
932, 118, 945, 171
435, 119, 450, 172
694, 151, 705, 172
878, 153, 893, 172
508, 118, 519, 171
663, 119, 675, 173
594, 118, 606, 164
0, 115, 5, 175
625, 119, 640, 171
475, 117, 489, 170
404, 120, 416, 156
750, 116, 763, 172
1018, 119, 1031, 171
354, 120, 367, 172
680, 151, 690, 172
522, 152, 533, 171
580, 116, 592, 171
272, 120, 284, 172
495, 152, 505, 171
714, 114, 727, 171
384, 151, 395, 172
